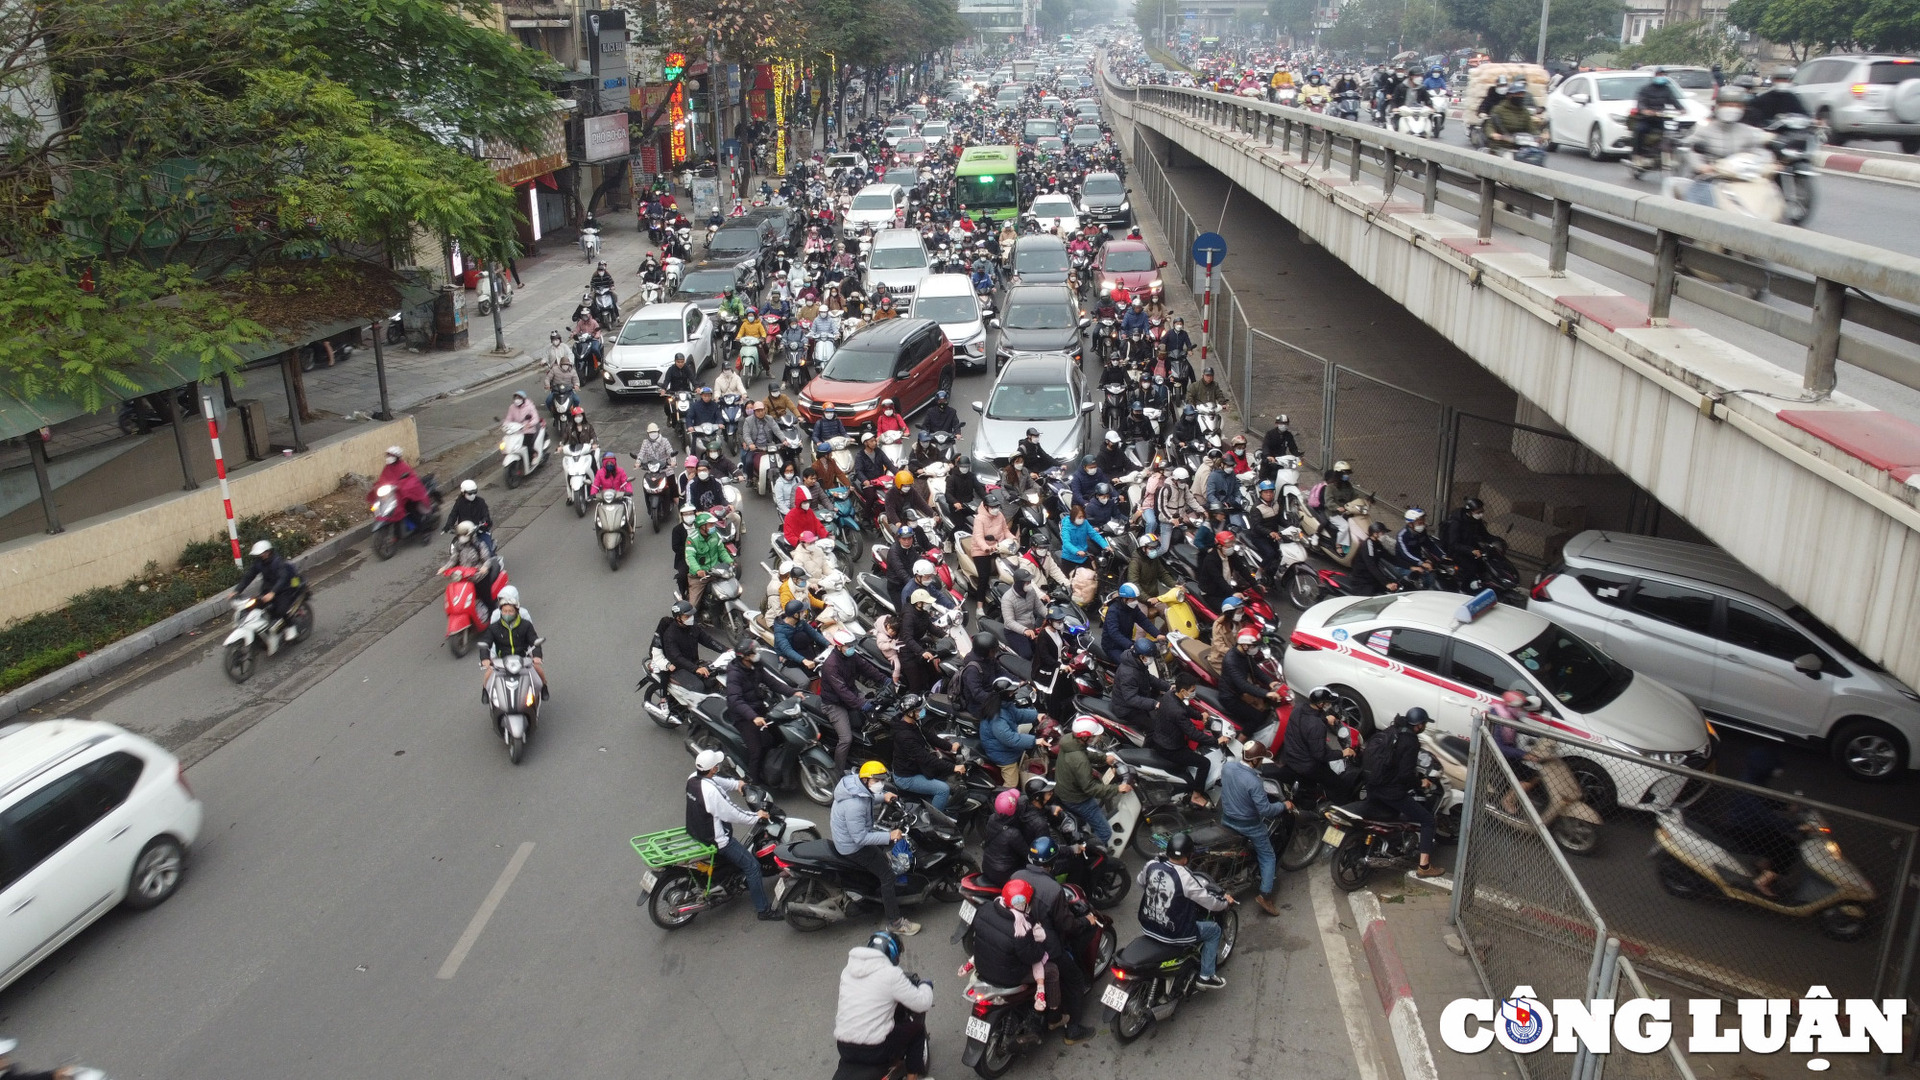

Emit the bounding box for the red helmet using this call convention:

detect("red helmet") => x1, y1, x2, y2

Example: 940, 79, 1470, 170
1215, 530, 1236, 546
1001, 878, 1034, 912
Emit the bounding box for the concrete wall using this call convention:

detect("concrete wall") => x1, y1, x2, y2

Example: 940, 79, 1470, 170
0, 419, 419, 626
1125, 100, 1920, 694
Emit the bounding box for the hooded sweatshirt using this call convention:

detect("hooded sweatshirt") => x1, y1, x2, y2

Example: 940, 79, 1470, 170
835, 945, 935, 1045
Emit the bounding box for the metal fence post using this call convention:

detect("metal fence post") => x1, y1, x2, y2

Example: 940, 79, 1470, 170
1320, 361, 1338, 469
1382, 149, 1397, 200
1581, 938, 1623, 1080
1549, 199, 1572, 276
1476, 177, 1496, 240
1650, 230, 1680, 324
1806, 277, 1843, 399
1434, 405, 1457, 511
1348, 136, 1361, 183
1450, 718, 1489, 927
1243, 312, 1254, 424
1869, 828, 1917, 998
1423, 160, 1438, 215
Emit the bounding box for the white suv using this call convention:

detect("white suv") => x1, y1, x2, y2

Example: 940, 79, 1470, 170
862, 229, 931, 301
1792, 55, 1920, 151
0, 720, 203, 990
1530, 531, 1920, 782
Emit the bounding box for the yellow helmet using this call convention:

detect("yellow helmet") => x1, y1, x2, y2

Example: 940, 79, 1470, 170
895, 469, 914, 487
858, 761, 890, 779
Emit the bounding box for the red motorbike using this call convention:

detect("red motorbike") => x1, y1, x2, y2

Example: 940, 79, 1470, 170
442, 560, 508, 658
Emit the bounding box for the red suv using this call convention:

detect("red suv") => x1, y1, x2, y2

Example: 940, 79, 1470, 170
1094, 240, 1168, 303
797, 317, 955, 428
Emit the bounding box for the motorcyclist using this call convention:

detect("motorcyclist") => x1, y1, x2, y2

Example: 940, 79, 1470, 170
480, 584, 546, 696
1677, 86, 1771, 206
687, 748, 779, 921
889, 694, 965, 811
661, 353, 697, 425
1630, 69, 1687, 159
372, 445, 434, 529
724, 641, 783, 785
659, 599, 724, 692
1010, 839, 1100, 1044
1443, 496, 1498, 562
1149, 673, 1225, 808
686, 459, 728, 512
1274, 686, 1363, 803
638, 252, 666, 292
1261, 414, 1301, 474
782, 484, 827, 547
1395, 508, 1449, 589
636, 421, 676, 474
718, 287, 748, 323
978, 679, 1044, 789
1484, 80, 1540, 150
589, 448, 633, 514
589, 259, 615, 294
558, 403, 596, 450
832, 761, 921, 936
232, 538, 302, 629
834, 930, 934, 1080
739, 400, 778, 481
809, 305, 842, 359
1198, 529, 1255, 611
1055, 716, 1131, 849
684, 511, 734, 612
920, 389, 962, 435
970, 878, 1051, 1013
1015, 427, 1058, 473
713, 360, 749, 401
1136, 832, 1233, 991
1120, 297, 1150, 337
737, 307, 770, 352
683, 386, 723, 431
875, 398, 910, 438
812, 406, 849, 444
1220, 740, 1291, 916
819, 628, 891, 773
1186, 367, 1226, 407
1353, 521, 1411, 594
444, 478, 494, 554
1743, 70, 1807, 128
1361, 708, 1445, 877
1423, 67, 1449, 95
1112, 636, 1170, 734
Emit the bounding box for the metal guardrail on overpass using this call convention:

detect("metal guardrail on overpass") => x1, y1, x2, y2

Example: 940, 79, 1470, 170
1101, 74, 1920, 404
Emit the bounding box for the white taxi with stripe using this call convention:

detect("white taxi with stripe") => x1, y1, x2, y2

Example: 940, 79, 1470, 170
1282, 591, 1712, 812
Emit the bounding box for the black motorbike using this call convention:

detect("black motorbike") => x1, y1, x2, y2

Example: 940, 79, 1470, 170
1321, 752, 1451, 891
774, 798, 973, 931
1102, 906, 1241, 1043
960, 882, 1118, 1078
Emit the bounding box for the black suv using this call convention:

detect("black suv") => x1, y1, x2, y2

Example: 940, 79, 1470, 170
1079, 171, 1130, 227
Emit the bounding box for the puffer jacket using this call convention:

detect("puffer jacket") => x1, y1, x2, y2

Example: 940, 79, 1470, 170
1052, 733, 1118, 807
835, 945, 934, 1045
999, 583, 1045, 635
830, 772, 890, 855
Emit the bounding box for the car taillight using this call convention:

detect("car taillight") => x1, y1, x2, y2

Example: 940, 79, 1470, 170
176, 763, 194, 798
1530, 573, 1558, 602
1851, 83, 1869, 97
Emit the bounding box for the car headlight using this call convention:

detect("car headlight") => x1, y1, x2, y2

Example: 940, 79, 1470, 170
1149, 278, 1163, 289
1119, 200, 1130, 211
848, 399, 879, 411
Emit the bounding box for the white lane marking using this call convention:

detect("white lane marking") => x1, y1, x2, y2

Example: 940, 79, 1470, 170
436, 841, 534, 980
1312, 868, 1389, 1080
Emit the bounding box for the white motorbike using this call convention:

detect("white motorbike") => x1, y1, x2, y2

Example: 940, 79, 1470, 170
1429, 90, 1450, 135
1663, 151, 1785, 224
878, 427, 911, 470
580, 227, 602, 262
222, 592, 314, 684
1392, 105, 1435, 139
475, 269, 514, 315
825, 433, 857, 474
500, 421, 551, 488
594, 489, 634, 570
640, 279, 664, 306
563, 442, 598, 516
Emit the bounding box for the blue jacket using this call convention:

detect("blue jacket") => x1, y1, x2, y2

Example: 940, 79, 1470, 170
774, 618, 829, 667
979, 703, 1039, 766
1102, 600, 1157, 660
1205, 467, 1241, 508
1059, 517, 1107, 565
1219, 758, 1286, 826
831, 773, 891, 855
685, 397, 723, 427
813, 417, 848, 442
1085, 496, 1120, 529
1121, 309, 1149, 334
1070, 467, 1107, 505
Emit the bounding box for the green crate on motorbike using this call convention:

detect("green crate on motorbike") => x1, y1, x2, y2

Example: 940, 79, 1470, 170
631, 828, 716, 874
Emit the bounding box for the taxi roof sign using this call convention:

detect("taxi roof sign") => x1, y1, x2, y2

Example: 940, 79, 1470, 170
1453, 588, 1499, 626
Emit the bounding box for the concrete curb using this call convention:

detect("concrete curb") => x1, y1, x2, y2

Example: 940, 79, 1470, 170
1351, 889, 1442, 1080
0, 447, 501, 724
1812, 148, 1920, 184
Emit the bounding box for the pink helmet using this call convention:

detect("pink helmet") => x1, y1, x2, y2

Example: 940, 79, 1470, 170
683, 455, 699, 468
993, 789, 1019, 816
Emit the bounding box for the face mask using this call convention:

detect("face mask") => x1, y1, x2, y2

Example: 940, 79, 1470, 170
1412, 523, 1426, 533
697, 470, 710, 480
840, 646, 856, 657
1472, 511, 1485, 521
1716, 107, 1743, 123
867, 780, 886, 794
678, 615, 694, 626
463, 492, 477, 501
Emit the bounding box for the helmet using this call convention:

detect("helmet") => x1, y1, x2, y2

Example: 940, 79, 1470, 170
936, 389, 949, 400
1333, 460, 1352, 473
671, 600, 694, 618
1258, 480, 1275, 492
1026, 427, 1040, 438
1714, 85, 1750, 107
1215, 530, 1236, 546
1023, 775, 1056, 799
815, 441, 832, 454
1082, 454, 1097, 467
858, 760, 891, 779
249, 539, 273, 557
1369, 522, 1390, 535
684, 455, 699, 468
1071, 717, 1103, 740
1399, 707, 1432, 728
497, 585, 522, 607
1117, 582, 1140, 599
783, 599, 806, 618
972, 631, 998, 654
912, 558, 936, 576
1405, 507, 1426, 522
1463, 496, 1484, 513
994, 789, 1020, 816
866, 930, 903, 965
1094, 482, 1112, 497
1221, 595, 1243, 611
1029, 836, 1058, 866
895, 469, 914, 487
1164, 832, 1195, 859
1104, 430, 1120, 444
1001, 878, 1035, 912
1132, 637, 1156, 656
896, 692, 926, 716
1307, 686, 1335, 707
460, 479, 479, 495
455, 520, 477, 538
1183, 404, 1197, 417
694, 748, 727, 772
1172, 467, 1190, 481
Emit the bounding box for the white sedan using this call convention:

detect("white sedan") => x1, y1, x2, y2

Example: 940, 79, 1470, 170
1282, 592, 1713, 813
1025, 194, 1080, 234
1545, 70, 1711, 160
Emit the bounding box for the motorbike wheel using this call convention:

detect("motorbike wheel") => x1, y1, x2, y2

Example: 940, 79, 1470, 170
1780, 173, 1815, 226
1280, 813, 1323, 871
647, 872, 705, 930
799, 758, 837, 806
1655, 854, 1710, 900
651, 507, 664, 534
606, 543, 623, 571
930, 861, 973, 904
782, 877, 834, 932
449, 627, 473, 659
974, 1013, 1017, 1079
291, 601, 315, 642
222, 643, 256, 684
1817, 903, 1872, 943
1088, 861, 1130, 909
1285, 566, 1320, 611
1092, 926, 1117, 977
573, 490, 587, 518
1111, 983, 1153, 1044
373, 525, 399, 561
507, 733, 526, 765
1551, 816, 1600, 856
1330, 831, 1372, 892
641, 682, 677, 729
1563, 758, 1618, 815
477, 299, 492, 316
505, 461, 524, 490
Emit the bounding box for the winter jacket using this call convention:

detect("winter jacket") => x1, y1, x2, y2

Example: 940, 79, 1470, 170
1101, 601, 1157, 662
835, 945, 935, 1045
1219, 758, 1285, 827
979, 814, 1030, 887
1059, 517, 1106, 565
999, 584, 1044, 636
821, 648, 888, 710
1221, 646, 1274, 706
1136, 856, 1227, 946
1053, 733, 1118, 806
978, 703, 1038, 766
1112, 652, 1168, 722
968, 507, 1012, 557
830, 772, 890, 855
1186, 377, 1225, 405
890, 717, 953, 781
685, 527, 732, 574
773, 618, 828, 668
1070, 467, 1107, 506
724, 659, 780, 727
1281, 709, 1340, 774
971, 900, 1048, 989
1147, 693, 1202, 754
772, 473, 803, 516
783, 504, 826, 546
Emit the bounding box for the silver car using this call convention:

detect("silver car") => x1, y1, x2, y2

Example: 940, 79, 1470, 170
968, 353, 1095, 481
1792, 55, 1920, 150
1529, 531, 1920, 782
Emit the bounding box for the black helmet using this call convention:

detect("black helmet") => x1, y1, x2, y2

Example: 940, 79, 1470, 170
896, 693, 926, 717
866, 930, 903, 964
972, 631, 998, 654
1307, 686, 1335, 708
1462, 496, 1484, 513
783, 599, 807, 618
991, 675, 1019, 694
1164, 832, 1195, 859
1023, 775, 1056, 799
671, 600, 694, 618
1094, 482, 1112, 497
736, 639, 760, 659
1028, 836, 1058, 866
1399, 707, 1431, 728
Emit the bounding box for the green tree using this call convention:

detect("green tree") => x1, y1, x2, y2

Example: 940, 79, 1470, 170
1725, 0, 1864, 57
1269, 0, 1321, 41
1853, 0, 1920, 51
1616, 19, 1747, 67
1474, 0, 1622, 60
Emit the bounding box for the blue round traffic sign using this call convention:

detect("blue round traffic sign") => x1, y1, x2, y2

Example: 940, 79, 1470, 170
1191, 231, 1228, 268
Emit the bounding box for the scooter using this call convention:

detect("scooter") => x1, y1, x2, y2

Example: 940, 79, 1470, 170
878, 428, 911, 471
475, 269, 514, 315
580, 226, 601, 261
634, 785, 819, 930
563, 442, 598, 516
738, 335, 766, 380
641, 460, 674, 533
758, 416, 806, 496
1101, 907, 1240, 1044
500, 422, 551, 488
221, 591, 314, 683
482, 649, 544, 765
773, 797, 973, 930
1425, 727, 1600, 854
1321, 752, 1451, 891
1653, 804, 1875, 941
442, 560, 507, 658
371, 476, 444, 560
960, 882, 1118, 1076
1391, 105, 1435, 138
594, 489, 634, 570
638, 643, 733, 730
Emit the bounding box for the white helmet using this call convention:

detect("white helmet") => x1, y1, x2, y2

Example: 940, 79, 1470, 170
456, 520, 477, 537
385, 445, 405, 460
496, 585, 521, 607
1071, 717, 1103, 739
249, 540, 273, 557
1104, 430, 1120, 444
912, 559, 936, 576
1173, 467, 1191, 481
694, 749, 727, 772
1404, 507, 1426, 522
460, 478, 478, 496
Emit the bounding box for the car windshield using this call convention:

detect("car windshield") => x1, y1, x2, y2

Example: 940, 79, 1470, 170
1510, 625, 1632, 713
1025, 121, 1059, 136
1032, 198, 1074, 216
1596, 75, 1652, 100
709, 231, 758, 254
1006, 301, 1075, 329
988, 381, 1077, 420
828, 155, 860, 169
851, 193, 897, 211
1324, 596, 1397, 625
1016, 246, 1069, 273
1667, 69, 1714, 89
617, 318, 684, 346
898, 139, 927, 153
915, 295, 978, 323
924, 123, 949, 135
1083, 176, 1123, 196
1073, 125, 1101, 139
886, 126, 911, 138
678, 270, 735, 294
819, 345, 895, 382
869, 244, 927, 270
884, 171, 917, 187
1104, 248, 1154, 272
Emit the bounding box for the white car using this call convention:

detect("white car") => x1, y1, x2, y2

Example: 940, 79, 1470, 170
602, 302, 714, 399
882, 124, 913, 147
920, 120, 952, 145
1283, 592, 1713, 813
824, 152, 869, 180
1025, 193, 1080, 234
844, 184, 907, 233
1546, 70, 1710, 160
912, 273, 989, 372
0, 719, 203, 991
862, 228, 931, 300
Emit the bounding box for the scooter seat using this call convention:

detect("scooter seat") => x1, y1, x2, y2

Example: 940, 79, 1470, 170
784, 838, 871, 874
1115, 746, 1179, 772
1116, 935, 1188, 970
696, 696, 729, 724
1174, 635, 1211, 670
1189, 822, 1241, 852
997, 653, 1032, 681
957, 873, 1002, 897
966, 974, 1033, 1001
1077, 697, 1121, 720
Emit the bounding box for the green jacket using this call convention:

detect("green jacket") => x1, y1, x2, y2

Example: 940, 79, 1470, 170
1053, 733, 1119, 806
685, 528, 733, 574
1129, 548, 1177, 599
1486, 98, 1538, 140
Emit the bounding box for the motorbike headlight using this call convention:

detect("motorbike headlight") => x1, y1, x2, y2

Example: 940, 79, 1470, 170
498, 440, 508, 452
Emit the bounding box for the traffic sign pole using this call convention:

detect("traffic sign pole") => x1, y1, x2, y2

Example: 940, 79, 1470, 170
1189, 231, 1228, 375
1199, 261, 1214, 368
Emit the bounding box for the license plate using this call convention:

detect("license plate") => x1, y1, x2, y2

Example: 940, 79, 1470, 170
959, 901, 976, 924
639, 870, 658, 894
966, 1017, 992, 1043
1101, 983, 1132, 1011
1323, 825, 1347, 845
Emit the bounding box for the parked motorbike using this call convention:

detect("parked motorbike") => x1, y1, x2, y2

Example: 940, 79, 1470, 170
475, 269, 514, 315
594, 489, 634, 570
371, 475, 444, 560
1653, 804, 1875, 941
1101, 907, 1240, 1043
634, 786, 819, 929
221, 591, 314, 683
500, 422, 551, 488
482, 648, 544, 765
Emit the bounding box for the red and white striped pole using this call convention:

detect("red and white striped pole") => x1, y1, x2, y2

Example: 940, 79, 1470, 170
202, 394, 242, 570
1198, 261, 1214, 366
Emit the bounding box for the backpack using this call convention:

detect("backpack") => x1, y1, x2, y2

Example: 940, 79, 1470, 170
1307, 480, 1327, 510
1362, 728, 1399, 788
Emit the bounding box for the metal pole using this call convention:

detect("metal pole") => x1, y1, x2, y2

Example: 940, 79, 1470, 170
202, 393, 243, 570
1535, 0, 1551, 65
164, 386, 199, 490
1650, 230, 1680, 324
370, 322, 394, 421
1198, 261, 1214, 367
1243, 316, 1254, 427
1450, 717, 1487, 927
486, 265, 506, 352
1549, 199, 1572, 275
280, 356, 307, 453
26, 433, 61, 535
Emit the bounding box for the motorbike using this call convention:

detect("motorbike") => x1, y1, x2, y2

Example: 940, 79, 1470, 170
694, 562, 753, 633
500, 422, 551, 488
782, 329, 810, 389
1101, 907, 1240, 1043
441, 560, 507, 658
960, 883, 1118, 1078
1424, 726, 1599, 854
475, 269, 514, 315
580, 226, 602, 262
878, 428, 911, 471
563, 442, 598, 516
1664, 152, 1786, 225
759, 417, 807, 496
773, 797, 974, 930
1391, 105, 1435, 139
641, 460, 674, 533
719, 394, 746, 456
482, 648, 544, 765
221, 591, 314, 683
1627, 108, 1690, 179
634, 786, 820, 929
738, 334, 766, 380
594, 489, 634, 570
371, 475, 444, 560
638, 644, 734, 730
1321, 751, 1451, 891
1429, 90, 1450, 135
1768, 114, 1818, 226
1333, 91, 1361, 122
1652, 804, 1875, 941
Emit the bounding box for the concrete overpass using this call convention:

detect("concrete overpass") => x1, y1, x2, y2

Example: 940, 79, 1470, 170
1099, 74, 1920, 697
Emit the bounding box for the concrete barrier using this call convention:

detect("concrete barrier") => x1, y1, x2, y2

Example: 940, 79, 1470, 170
0, 418, 418, 627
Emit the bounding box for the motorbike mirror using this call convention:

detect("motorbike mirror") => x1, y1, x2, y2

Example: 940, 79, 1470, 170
1793, 653, 1824, 677
1078, 316, 1092, 328
988, 318, 1002, 328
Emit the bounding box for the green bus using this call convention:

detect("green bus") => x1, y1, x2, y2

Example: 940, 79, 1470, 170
954, 144, 1020, 222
